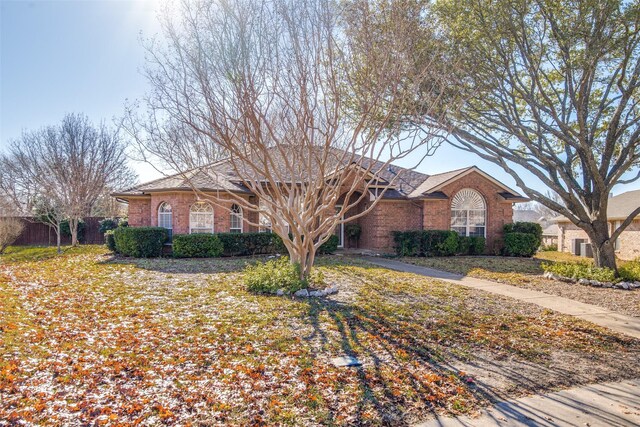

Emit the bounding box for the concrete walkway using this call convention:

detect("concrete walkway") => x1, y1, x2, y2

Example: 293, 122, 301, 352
364, 257, 640, 339
416, 378, 640, 427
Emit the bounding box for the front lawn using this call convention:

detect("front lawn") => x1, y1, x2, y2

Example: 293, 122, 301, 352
402, 252, 640, 317
2, 246, 640, 425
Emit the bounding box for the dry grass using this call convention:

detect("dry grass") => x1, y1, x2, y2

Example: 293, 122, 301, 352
2, 246, 640, 426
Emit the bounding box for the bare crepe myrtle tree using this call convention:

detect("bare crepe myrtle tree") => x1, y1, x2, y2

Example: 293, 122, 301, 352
33, 197, 68, 253
424, 0, 640, 272
127, 0, 454, 278
1, 113, 135, 248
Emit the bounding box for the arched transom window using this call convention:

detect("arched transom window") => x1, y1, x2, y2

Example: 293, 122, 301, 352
451, 189, 486, 237
230, 204, 243, 233
190, 202, 214, 233
158, 202, 173, 240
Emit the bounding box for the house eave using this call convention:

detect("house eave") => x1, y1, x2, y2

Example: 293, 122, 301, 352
112, 187, 253, 198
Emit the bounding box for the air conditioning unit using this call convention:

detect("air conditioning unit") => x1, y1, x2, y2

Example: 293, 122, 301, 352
580, 242, 593, 258
573, 239, 586, 255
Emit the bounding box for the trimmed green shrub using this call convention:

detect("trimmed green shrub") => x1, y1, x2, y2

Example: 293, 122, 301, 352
173, 234, 224, 258
469, 236, 486, 255
113, 227, 168, 258
318, 234, 340, 254
392, 230, 460, 257
457, 236, 471, 255
502, 222, 542, 256
457, 236, 486, 255
105, 230, 117, 253
424, 230, 459, 256
244, 257, 306, 294
183, 232, 340, 258
542, 262, 617, 283
504, 222, 542, 247
503, 222, 543, 240
99, 217, 128, 234
392, 230, 423, 256
540, 243, 558, 252
217, 232, 282, 256
503, 232, 539, 257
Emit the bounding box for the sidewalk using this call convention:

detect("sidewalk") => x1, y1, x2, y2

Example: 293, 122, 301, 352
364, 257, 640, 339
416, 378, 640, 427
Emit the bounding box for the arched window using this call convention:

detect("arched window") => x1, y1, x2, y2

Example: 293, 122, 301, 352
190, 202, 214, 234
230, 204, 243, 233
158, 202, 173, 240
451, 189, 486, 237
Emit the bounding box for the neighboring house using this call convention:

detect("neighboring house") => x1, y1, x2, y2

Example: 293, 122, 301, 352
513, 209, 541, 224
556, 190, 640, 260
542, 224, 558, 247
113, 150, 528, 253
514, 208, 551, 229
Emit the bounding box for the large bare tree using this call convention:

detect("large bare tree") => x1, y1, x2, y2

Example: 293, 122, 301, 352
1, 114, 135, 248
397, 0, 640, 271
128, 0, 453, 278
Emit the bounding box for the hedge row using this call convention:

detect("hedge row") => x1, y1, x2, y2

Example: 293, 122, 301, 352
107, 228, 340, 258
173, 234, 224, 258
216, 232, 283, 256
502, 222, 542, 257
112, 227, 168, 257
392, 230, 485, 257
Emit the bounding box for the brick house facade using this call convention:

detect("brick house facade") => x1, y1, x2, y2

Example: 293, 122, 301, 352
115, 160, 527, 253
556, 190, 640, 261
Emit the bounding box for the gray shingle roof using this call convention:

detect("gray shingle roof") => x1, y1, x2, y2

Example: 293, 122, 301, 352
114, 147, 524, 201
407, 167, 473, 198
606, 190, 640, 219
542, 224, 559, 236
554, 189, 640, 222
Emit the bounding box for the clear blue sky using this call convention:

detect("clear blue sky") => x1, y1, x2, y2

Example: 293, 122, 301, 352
1, 0, 638, 197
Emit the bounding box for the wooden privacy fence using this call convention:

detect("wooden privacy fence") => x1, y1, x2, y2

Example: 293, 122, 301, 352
7, 217, 107, 246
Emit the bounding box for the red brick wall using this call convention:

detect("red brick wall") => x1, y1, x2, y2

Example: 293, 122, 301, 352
429, 171, 514, 253
423, 199, 449, 230
123, 171, 516, 253
128, 198, 151, 227
124, 192, 254, 235
356, 200, 423, 252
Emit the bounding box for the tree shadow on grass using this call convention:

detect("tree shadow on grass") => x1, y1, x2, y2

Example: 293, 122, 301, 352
294, 291, 631, 426
295, 297, 496, 425
99, 254, 268, 274
100, 253, 354, 275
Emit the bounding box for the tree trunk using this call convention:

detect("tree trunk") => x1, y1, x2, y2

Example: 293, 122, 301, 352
285, 238, 316, 282
55, 225, 62, 254
587, 221, 618, 273
70, 218, 79, 246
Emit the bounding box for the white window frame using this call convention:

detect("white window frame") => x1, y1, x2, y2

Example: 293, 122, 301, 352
451, 188, 486, 238
613, 220, 622, 251
158, 202, 173, 239
335, 205, 344, 248
230, 204, 243, 233
189, 202, 215, 234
